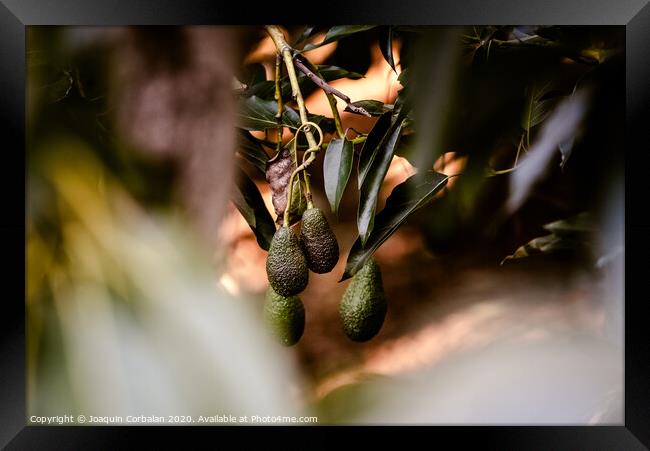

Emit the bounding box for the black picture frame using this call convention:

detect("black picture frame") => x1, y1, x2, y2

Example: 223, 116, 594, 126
2, 0, 649, 448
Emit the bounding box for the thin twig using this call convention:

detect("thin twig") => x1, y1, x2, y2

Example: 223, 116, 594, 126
266, 25, 320, 215
266, 26, 318, 150
294, 57, 371, 117
298, 57, 346, 137
274, 53, 283, 153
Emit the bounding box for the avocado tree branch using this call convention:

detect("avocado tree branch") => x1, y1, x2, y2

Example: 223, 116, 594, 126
283, 122, 323, 224
294, 57, 371, 118
266, 25, 319, 214
266, 26, 319, 150
274, 53, 283, 152
295, 57, 346, 137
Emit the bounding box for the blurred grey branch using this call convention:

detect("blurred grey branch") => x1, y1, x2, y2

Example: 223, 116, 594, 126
113, 27, 243, 247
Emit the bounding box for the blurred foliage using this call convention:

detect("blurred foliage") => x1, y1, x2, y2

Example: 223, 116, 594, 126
27, 27, 305, 421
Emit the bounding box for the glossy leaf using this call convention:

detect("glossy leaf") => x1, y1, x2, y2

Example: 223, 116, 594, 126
342, 171, 448, 280
357, 117, 407, 245
357, 111, 392, 188
236, 130, 269, 174
232, 167, 276, 251
379, 26, 397, 73
294, 25, 317, 47
323, 137, 354, 216
317, 65, 365, 81
345, 100, 390, 116
238, 95, 301, 130
303, 25, 377, 50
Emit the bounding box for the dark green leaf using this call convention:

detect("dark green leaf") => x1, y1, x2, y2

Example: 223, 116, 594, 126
232, 167, 276, 251
501, 234, 588, 264
317, 65, 364, 81
238, 95, 301, 130
393, 72, 410, 113
357, 117, 407, 245
47, 70, 74, 103
241, 63, 267, 86
323, 138, 354, 216
521, 84, 564, 132
342, 171, 448, 280
379, 26, 397, 73
236, 130, 269, 174
243, 80, 276, 99
542, 212, 594, 235
501, 212, 595, 264
358, 111, 392, 188
303, 25, 377, 51
345, 100, 390, 116
294, 25, 317, 47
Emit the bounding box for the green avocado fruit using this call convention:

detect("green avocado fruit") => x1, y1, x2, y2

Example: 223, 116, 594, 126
299, 208, 340, 274
264, 286, 305, 346
266, 226, 309, 296
339, 258, 387, 342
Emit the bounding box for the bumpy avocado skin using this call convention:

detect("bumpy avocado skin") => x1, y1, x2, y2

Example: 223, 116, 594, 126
339, 259, 387, 342
300, 208, 340, 274
264, 286, 305, 346
266, 226, 309, 296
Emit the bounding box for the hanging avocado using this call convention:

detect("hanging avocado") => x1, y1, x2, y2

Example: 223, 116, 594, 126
266, 226, 309, 296
339, 258, 387, 342
264, 285, 305, 346
299, 207, 339, 274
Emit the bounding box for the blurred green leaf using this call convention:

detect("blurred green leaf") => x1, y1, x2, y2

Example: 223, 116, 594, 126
508, 89, 589, 213
46, 70, 74, 103
357, 116, 407, 245
343, 171, 448, 280
542, 212, 594, 235
323, 137, 354, 216
232, 167, 276, 251
559, 137, 575, 169
303, 25, 377, 50
521, 84, 564, 133
236, 130, 269, 174
502, 212, 594, 264
379, 26, 397, 73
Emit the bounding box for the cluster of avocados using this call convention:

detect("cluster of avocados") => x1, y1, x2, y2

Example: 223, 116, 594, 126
264, 206, 388, 346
